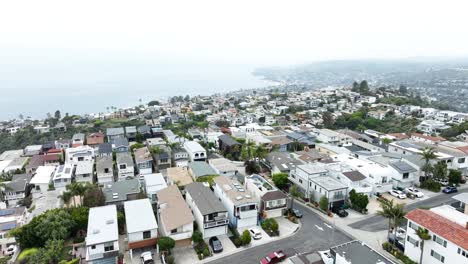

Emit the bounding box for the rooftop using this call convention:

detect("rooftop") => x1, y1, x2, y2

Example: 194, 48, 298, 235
185, 182, 227, 215
86, 205, 118, 246
213, 176, 257, 206
311, 176, 347, 191
166, 167, 193, 186
103, 178, 140, 203
330, 240, 395, 264
30, 166, 56, 184
183, 141, 206, 153
157, 185, 194, 231
124, 199, 158, 233
189, 161, 217, 177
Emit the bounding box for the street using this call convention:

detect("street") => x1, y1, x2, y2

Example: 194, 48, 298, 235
349, 189, 468, 232
206, 202, 352, 264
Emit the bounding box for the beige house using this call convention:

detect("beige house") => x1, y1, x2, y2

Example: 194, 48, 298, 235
166, 167, 193, 189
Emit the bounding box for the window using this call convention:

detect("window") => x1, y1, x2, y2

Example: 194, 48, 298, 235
459, 158, 466, 164
432, 235, 447, 247
104, 168, 109, 173
458, 248, 468, 258
143, 231, 151, 239
299, 179, 303, 184
78, 157, 84, 161
382, 176, 387, 183
91, 245, 96, 249
119, 164, 126, 170
171, 229, 178, 234
403, 173, 409, 179
408, 221, 419, 231
407, 236, 419, 247
104, 242, 114, 252
430, 250, 445, 263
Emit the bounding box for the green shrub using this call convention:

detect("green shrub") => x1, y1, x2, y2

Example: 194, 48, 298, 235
197, 253, 203, 260
420, 179, 441, 192
191, 230, 203, 243
166, 255, 175, 264
241, 230, 251, 245
233, 237, 242, 247
158, 237, 176, 252
261, 218, 279, 236
319, 196, 329, 211
202, 248, 211, 258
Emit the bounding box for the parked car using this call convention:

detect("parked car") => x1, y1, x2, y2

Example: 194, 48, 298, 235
404, 187, 424, 198
260, 250, 286, 264
209, 236, 223, 253
140, 251, 154, 264
436, 179, 449, 186
443, 186, 458, 194
4, 245, 17, 257
332, 207, 349, 217
389, 190, 406, 199
292, 208, 303, 218
249, 227, 262, 240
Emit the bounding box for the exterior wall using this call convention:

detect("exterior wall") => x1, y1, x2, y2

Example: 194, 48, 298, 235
86, 240, 119, 263
128, 229, 158, 243
54, 178, 71, 188
159, 219, 193, 242
117, 165, 134, 180
76, 173, 93, 183
97, 174, 114, 184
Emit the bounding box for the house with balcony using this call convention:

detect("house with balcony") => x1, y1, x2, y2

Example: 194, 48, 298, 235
183, 141, 207, 162
153, 145, 171, 172
116, 152, 135, 181
245, 175, 289, 218
213, 176, 258, 229
309, 176, 348, 209
97, 143, 113, 158
124, 199, 158, 258
96, 156, 114, 184
134, 147, 153, 175
172, 146, 189, 167
4, 174, 31, 207
185, 183, 229, 238
85, 205, 119, 264
156, 185, 194, 247
288, 163, 328, 195
143, 173, 167, 203
111, 137, 130, 153
75, 160, 94, 183
52, 164, 74, 188
65, 145, 95, 166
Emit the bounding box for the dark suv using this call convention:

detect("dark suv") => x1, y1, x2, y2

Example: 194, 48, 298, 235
332, 207, 349, 217
209, 236, 223, 253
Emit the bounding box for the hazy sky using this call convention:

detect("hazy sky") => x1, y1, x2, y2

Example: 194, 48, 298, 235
1, 0, 468, 66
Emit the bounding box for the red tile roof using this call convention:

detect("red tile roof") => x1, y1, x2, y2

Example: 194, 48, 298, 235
86, 132, 105, 145
406, 209, 468, 250
388, 133, 409, 140
457, 146, 468, 154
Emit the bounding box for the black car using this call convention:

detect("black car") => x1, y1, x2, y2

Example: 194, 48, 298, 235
442, 186, 458, 194
292, 209, 303, 218
209, 236, 223, 253
332, 207, 349, 217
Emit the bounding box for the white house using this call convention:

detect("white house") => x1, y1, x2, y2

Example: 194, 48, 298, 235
65, 145, 95, 166
124, 199, 158, 258
143, 173, 167, 203
96, 156, 114, 184
134, 147, 153, 175
245, 175, 289, 218
52, 164, 74, 188
86, 205, 119, 264
116, 152, 135, 181
213, 176, 258, 229
75, 161, 94, 183
156, 185, 194, 247
209, 158, 239, 178
30, 166, 56, 196
183, 141, 207, 162
185, 183, 229, 239
404, 206, 468, 264
4, 174, 31, 207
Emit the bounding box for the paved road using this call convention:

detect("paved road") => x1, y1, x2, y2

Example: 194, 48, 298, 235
206, 202, 352, 264
349, 189, 467, 232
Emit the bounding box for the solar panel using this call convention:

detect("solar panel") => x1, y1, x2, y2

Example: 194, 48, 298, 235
1, 222, 16, 230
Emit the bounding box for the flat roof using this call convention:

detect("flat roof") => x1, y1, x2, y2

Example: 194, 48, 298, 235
124, 199, 158, 233
331, 240, 394, 264
30, 166, 56, 184
53, 164, 74, 180
213, 176, 257, 206
311, 176, 347, 191
185, 183, 227, 215
86, 205, 118, 246
183, 141, 206, 153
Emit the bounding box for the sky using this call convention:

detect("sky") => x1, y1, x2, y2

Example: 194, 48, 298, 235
1, 0, 468, 66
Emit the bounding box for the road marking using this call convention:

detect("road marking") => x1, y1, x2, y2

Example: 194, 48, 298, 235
315, 225, 324, 231
324, 223, 332, 229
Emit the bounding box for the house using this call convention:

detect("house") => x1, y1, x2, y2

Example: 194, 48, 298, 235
165, 167, 193, 189
404, 206, 468, 264
0, 207, 28, 253
0, 150, 23, 161
137, 125, 153, 139
55, 139, 71, 150
97, 143, 113, 157
328, 240, 395, 264
125, 126, 137, 141
23, 145, 42, 156
3, 157, 29, 173
156, 185, 194, 247
55, 122, 67, 132
185, 183, 229, 238
218, 134, 241, 159
85, 205, 119, 264
87, 132, 105, 147
26, 155, 45, 173
188, 161, 217, 179
134, 147, 154, 175
144, 173, 167, 203
43, 154, 61, 166
153, 146, 171, 172
183, 141, 207, 162
111, 137, 130, 153
72, 133, 85, 147
208, 158, 239, 178
308, 176, 348, 210
172, 146, 189, 167
265, 151, 304, 174
116, 152, 135, 180
146, 138, 167, 147
106, 127, 125, 142
52, 164, 74, 188
96, 156, 114, 184
103, 178, 140, 208
65, 146, 95, 165
75, 161, 94, 183
124, 199, 158, 257
269, 136, 293, 152
30, 166, 55, 196
213, 176, 258, 229
4, 174, 31, 207
245, 175, 289, 218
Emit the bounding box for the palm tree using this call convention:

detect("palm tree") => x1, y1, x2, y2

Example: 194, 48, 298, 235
420, 147, 437, 181
377, 199, 394, 234
377, 199, 406, 247
60, 191, 73, 207
416, 227, 431, 264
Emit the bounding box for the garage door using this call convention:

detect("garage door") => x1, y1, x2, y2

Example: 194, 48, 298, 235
266, 209, 283, 218
204, 225, 227, 238
237, 217, 257, 228
175, 238, 192, 248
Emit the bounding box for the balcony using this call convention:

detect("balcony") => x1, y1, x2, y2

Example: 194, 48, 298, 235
203, 219, 229, 229
87, 249, 119, 261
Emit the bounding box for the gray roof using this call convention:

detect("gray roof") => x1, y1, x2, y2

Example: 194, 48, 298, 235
218, 134, 241, 147
96, 156, 113, 174
6, 174, 31, 192
453, 193, 468, 204
106, 127, 124, 136
402, 155, 426, 168
98, 143, 113, 154
111, 137, 129, 148
267, 151, 304, 172
188, 161, 217, 177
116, 152, 133, 165
390, 161, 417, 173
103, 178, 140, 203
125, 126, 137, 134
330, 240, 395, 264
342, 171, 366, 182
185, 183, 227, 215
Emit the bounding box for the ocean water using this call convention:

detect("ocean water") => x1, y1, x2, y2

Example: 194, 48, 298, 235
0, 61, 271, 120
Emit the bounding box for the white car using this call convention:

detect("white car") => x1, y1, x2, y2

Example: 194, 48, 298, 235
4, 245, 17, 256
405, 187, 424, 198
389, 190, 406, 199
248, 227, 262, 240
436, 179, 449, 186
140, 251, 154, 264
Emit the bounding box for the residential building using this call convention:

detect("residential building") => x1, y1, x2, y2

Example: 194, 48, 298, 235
209, 158, 239, 178
87, 132, 105, 147
125, 126, 137, 141
116, 152, 135, 180
97, 143, 113, 158
85, 205, 119, 264
106, 127, 125, 142
245, 175, 289, 218
4, 174, 31, 207
96, 156, 114, 184
165, 167, 193, 189
55, 139, 71, 150
144, 173, 167, 203
218, 134, 241, 159
172, 146, 189, 167
308, 176, 348, 210
65, 146, 95, 165
153, 146, 171, 172
124, 199, 158, 257
213, 176, 258, 229
72, 133, 85, 147
111, 137, 130, 153
134, 147, 153, 175
26, 155, 45, 174
185, 183, 229, 238
103, 178, 140, 208
0, 207, 28, 253
52, 164, 74, 188
23, 145, 42, 156
183, 141, 207, 162
75, 161, 94, 183
30, 166, 55, 196
188, 161, 217, 179
156, 185, 194, 247
265, 151, 304, 174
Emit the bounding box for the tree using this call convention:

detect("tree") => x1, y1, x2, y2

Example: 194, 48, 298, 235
60, 191, 73, 207
289, 185, 302, 210
322, 111, 335, 128
448, 169, 462, 186
416, 227, 431, 264
352, 81, 359, 92
348, 189, 369, 213
191, 230, 203, 244
130, 143, 145, 152
432, 162, 448, 180
158, 237, 176, 252
148, 100, 160, 106
66, 182, 89, 206
359, 80, 370, 95
420, 147, 437, 181
272, 173, 289, 189
42, 239, 65, 263
377, 199, 405, 247
382, 138, 392, 144
319, 196, 329, 211
240, 230, 252, 245
83, 185, 106, 208
54, 110, 61, 120
35, 210, 75, 243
